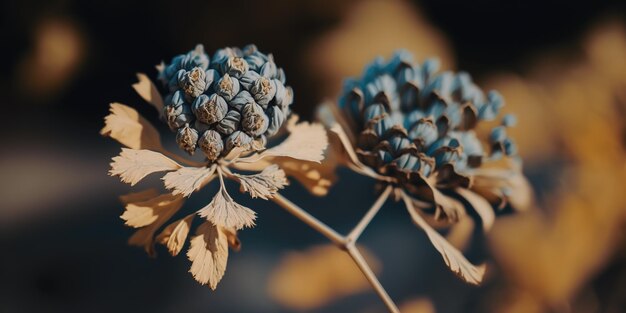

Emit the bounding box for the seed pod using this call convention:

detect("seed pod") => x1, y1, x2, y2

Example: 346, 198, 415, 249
222, 57, 249, 79
216, 110, 241, 135
180, 67, 208, 99
192, 94, 228, 124
239, 70, 261, 91
176, 124, 199, 155
243, 45, 269, 72
251, 77, 276, 107
260, 59, 277, 78
215, 74, 241, 101
408, 119, 438, 149
198, 130, 224, 162
229, 90, 254, 111
226, 130, 253, 151
265, 105, 285, 137
164, 103, 194, 130
242, 102, 269, 136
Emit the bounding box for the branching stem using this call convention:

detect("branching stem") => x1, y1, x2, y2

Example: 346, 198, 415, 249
272, 185, 399, 313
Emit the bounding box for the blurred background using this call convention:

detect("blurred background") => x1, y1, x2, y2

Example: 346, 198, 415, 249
1, 0, 625, 312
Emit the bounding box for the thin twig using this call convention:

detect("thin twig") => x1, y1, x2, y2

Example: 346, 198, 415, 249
347, 185, 392, 243
271, 192, 400, 313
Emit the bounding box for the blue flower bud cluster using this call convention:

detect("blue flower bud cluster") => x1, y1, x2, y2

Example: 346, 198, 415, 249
339, 50, 517, 181
157, 44, 293, 161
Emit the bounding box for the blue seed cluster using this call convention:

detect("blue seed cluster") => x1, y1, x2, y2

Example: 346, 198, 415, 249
157, 44, 293, 161
339, 50, 517, 181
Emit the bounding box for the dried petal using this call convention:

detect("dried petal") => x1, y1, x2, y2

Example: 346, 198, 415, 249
157, 214, 194, 256
100, 103, 162, 150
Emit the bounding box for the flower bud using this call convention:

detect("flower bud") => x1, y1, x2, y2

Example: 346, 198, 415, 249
229, 90, 254, 111
226, 130, 252, 151
164, 103, 194, 130
239, 70, 261, 91
198, 130, 224, 162
502, 114, 517, 127
489, 126, 507, 144
260, 59, 277, 78
251, 77, 276, 107
194, 120, 211, 133
215, 74, 241, 101
216, 110, 241, 135
211, 47, 243, 72
180, 67, 208, 99
192, 94, 228, 124
176, 124, 199, 155
180, 44, 209, 70
265, 105, 286, 136
222, 57, 249, 79
242, 102, 269, 136
408, 119, 438, 149
243, 45, 269, 72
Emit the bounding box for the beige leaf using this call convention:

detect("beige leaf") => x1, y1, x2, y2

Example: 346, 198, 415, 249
132, 73, 164, 114
197, 182, 256, 230
162, 166, 216, 197
455, 188, 495, 232
109, 148, 181, 186
268, 244, 381, 310
157, 214, 194, 256
127, 193, 185, 257
219, 226, 241, 251
121, 193, 183, 228
187, 221, 229, 290
100, 102, 162, 150
232, 165, 288, 200
402, 191, 486, 285
254, 119, 328, 163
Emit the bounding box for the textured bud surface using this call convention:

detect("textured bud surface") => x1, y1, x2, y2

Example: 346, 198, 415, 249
157, 44, 294, 160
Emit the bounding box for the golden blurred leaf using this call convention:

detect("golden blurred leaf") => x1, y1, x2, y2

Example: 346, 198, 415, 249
268, 244, 381, 310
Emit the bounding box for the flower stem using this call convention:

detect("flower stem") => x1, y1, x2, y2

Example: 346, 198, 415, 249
272, 190, 400, 313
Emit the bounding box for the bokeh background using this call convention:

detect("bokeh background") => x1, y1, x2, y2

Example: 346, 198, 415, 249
1, 0, 626, 312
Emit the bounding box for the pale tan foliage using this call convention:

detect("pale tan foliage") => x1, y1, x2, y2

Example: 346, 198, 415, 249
132, 73, 164, 114
455, 188, 495, 232
187, 221, 229, 290
157, 214, 194, 256
126, 193, 185, 256
100, 102, 162, 150
119, 189, 159, 205
259, 117, 328, 163
232, 165, 288, 199
268, 244, 381, 310
162, 166, 216, 197
402, 191, 486, 285
197, 182, 256, 230
120, 193, 184, 228
109, 148, 180, 186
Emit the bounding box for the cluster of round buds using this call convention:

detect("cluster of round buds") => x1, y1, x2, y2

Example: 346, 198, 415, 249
157, 44, 294, 161
339, 50, 517, 185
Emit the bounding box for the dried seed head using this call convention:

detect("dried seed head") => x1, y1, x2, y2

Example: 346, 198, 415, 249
198, 130, 224, 162
251, 77, 276, 107
193, 94, 228, 124
224, 57, 249, 78
242, 102, 269, 136
215, 74, 241, 101
176, 124, 199, 155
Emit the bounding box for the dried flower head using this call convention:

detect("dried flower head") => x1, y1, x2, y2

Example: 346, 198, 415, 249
320, 50, 531, 285
103, 44, 329, 290
157, 44, 295, 160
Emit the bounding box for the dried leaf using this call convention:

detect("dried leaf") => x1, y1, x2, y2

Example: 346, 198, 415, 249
232, 165, 288, 199
127, 193, 185, 256
455, 188, 495, 232
268, 244, 381, 310
132, 73, 164, 115
109, 148, 181, 186
258, 118, 328, 163
157, 214, 194, 256
187, 221, 229, 290
197, 182, 256, 230
100, 102, 162, 150
402, 191, 486, 285
121, 193, 183, 228
162, 166, 216, 197
219, 226, 241, 251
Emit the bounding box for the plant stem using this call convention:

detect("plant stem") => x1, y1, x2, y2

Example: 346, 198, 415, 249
272, 191, 400, 313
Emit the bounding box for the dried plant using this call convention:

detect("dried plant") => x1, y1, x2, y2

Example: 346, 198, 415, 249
103, 45, 531, 313
103, 44, 329, 290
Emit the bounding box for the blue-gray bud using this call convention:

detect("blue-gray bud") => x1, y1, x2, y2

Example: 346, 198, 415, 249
229, 90, 254, 111
180, 67, 208, 99
260, 59, 278, 78
215, 74, 241, 101
192, 94, 228, 124
239, 70, 261, 91
408, 119, 438, 148
242, 102, 269, 136
164, 103, 194, 130
198, 130, 224, 162
176, 124, 199, 155
251, 76, 276, 107
216, 110, 241, 135
489, 126, 507, 144
222, 57, 249, 79
265, 105, 286, 137
226, 130, 253, 151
